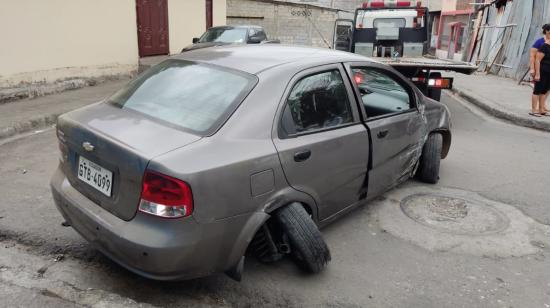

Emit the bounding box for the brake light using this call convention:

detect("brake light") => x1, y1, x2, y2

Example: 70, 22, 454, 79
428, 78, 453, 89
396, 1, 411, 6
139, 170, 193, 218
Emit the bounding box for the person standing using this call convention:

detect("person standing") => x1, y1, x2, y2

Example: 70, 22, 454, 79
533, 24, 550, 116
530, 35, 546, 116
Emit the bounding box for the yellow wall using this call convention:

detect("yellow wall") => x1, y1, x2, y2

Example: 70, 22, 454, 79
0, 0, 227, 87
0, 0, 139, 87
213, 0, 228, 27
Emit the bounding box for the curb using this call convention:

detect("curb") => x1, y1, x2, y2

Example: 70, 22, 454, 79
0, 113, 59, 140
451, 88, 550, 133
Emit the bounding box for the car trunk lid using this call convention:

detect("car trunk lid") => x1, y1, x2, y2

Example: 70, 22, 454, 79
57, 102, 201, 221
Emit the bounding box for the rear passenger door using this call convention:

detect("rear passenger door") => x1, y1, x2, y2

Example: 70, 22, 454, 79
273, 64, 370, 221
347, 64, 424, 198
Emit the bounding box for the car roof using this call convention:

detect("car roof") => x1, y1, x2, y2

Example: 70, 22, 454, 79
171, 45, 378, 74
209, 25, 262, 29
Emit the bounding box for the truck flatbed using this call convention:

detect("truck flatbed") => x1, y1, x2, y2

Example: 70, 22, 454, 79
377, 57, 478, 75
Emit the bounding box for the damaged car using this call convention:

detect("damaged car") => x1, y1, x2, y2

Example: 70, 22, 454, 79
50, 45, 451, 281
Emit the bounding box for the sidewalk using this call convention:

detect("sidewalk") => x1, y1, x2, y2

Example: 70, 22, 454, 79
0, 79, 130, 140
449, 72, 550, 132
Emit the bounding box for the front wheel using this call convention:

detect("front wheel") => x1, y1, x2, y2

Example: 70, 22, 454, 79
416, 133, 443, 184
274, 203, 331, 273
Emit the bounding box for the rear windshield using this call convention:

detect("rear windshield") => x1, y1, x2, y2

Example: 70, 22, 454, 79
107, 60, 256, 135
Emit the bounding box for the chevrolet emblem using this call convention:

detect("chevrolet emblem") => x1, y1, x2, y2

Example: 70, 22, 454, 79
82, 142, 95, 152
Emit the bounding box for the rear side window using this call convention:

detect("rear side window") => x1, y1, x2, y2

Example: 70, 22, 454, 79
281, 70, 353, 135
107, 60, 256, 135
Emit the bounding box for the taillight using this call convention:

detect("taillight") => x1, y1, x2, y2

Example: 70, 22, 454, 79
428, 78, 453, 89
139, 170, 193, 218
396, 1, 411, 6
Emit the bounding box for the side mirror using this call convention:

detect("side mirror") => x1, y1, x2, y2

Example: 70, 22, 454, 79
248, 36, 262, 44
192, 37, 199, 44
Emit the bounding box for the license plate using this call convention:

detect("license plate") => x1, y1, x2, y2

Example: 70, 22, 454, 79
77, 156, 113, 197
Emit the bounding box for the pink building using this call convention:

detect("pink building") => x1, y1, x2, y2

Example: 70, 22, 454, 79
435, 0, 476, 60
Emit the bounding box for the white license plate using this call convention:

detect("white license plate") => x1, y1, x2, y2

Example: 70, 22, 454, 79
77, 156, 113, 197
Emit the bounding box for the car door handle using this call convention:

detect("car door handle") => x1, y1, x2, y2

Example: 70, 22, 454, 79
294, 150, 311, 162
377, 130, 389, 139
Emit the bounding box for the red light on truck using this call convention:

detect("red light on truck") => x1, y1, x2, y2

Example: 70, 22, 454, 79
370, 1, 385, 7
427, 78, 453, 89
396, 1, 411, 6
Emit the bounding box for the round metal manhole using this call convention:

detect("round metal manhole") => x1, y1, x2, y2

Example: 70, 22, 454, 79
400, 194, 510, 235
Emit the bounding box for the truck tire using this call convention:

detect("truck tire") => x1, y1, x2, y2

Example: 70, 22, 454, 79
427, 72, 442, 101
417, 133, 443, 184
274, 203, 331, 273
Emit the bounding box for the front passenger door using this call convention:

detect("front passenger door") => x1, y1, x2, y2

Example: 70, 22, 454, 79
349, 66, 424, 198
273, 65, 370, 221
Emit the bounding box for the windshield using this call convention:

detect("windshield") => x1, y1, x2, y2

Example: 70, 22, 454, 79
107, 60, 256, 135
374, 18, 406, 28
199, 28, 248, 43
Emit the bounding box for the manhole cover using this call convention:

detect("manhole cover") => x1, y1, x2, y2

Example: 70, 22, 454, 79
400, 194, 509, 235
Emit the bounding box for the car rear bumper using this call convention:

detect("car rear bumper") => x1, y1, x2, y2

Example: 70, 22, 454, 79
50, 166, 256, 280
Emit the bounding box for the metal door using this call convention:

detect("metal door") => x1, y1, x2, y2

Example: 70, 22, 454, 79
136, 0, 169, 57
345, 62, 424, 199
273, 65, 370, 221
333, 19, 354, 52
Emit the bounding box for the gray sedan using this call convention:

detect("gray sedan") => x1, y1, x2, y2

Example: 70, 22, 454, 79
50, 45, 451, 281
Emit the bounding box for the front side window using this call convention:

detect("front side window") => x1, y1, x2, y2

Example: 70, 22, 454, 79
281, 70, 353, 135
352, 68, 412, 117
108, 60, 256, 135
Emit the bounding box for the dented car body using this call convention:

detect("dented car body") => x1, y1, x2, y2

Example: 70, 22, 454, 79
50, 45, 451, 280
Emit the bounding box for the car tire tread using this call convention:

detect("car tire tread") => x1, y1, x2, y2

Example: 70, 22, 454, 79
275, 203, 331, 273
417, 133, 442, 184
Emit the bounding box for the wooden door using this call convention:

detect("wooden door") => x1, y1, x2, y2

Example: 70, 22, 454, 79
136, 0, 169, 57
206, 0, 213, 30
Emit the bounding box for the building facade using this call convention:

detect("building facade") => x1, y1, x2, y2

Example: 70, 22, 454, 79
227, 0, 365, 48
435, 0, 476, 60
0, 0, 226, 94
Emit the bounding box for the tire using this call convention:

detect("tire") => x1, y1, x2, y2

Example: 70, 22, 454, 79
427, 72, 442, 101
417, 133, 443, 184
274, 203, 331, 273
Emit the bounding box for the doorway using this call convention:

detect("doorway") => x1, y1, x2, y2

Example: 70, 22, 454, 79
136, 0, 169, 57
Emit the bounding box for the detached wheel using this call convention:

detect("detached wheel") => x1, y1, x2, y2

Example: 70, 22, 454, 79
274, 203, 331, 273
417, 133, 443, 184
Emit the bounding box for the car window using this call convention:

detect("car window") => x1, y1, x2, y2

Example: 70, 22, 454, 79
199, 28, 247, 43
281, 70, 354, 135
107, 59, 256, 136
351, 68, 412, 117
248, 28, 257, 37
257, 30, 267, 40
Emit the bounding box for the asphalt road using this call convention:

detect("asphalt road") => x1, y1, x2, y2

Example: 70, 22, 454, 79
0, 92, 549, 307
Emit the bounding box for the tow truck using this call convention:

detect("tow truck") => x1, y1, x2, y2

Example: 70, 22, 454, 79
333, 0, 477, 101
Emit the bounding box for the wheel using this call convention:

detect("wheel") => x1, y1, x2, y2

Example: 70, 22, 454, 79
274, 203, 331, 273
416, 133, 443, 184
427, 72, 442, 101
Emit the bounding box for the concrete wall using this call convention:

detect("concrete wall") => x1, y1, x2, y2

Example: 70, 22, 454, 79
0, 0, 226, 89
0, 0, 139, 87
227, 0, 339, 47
